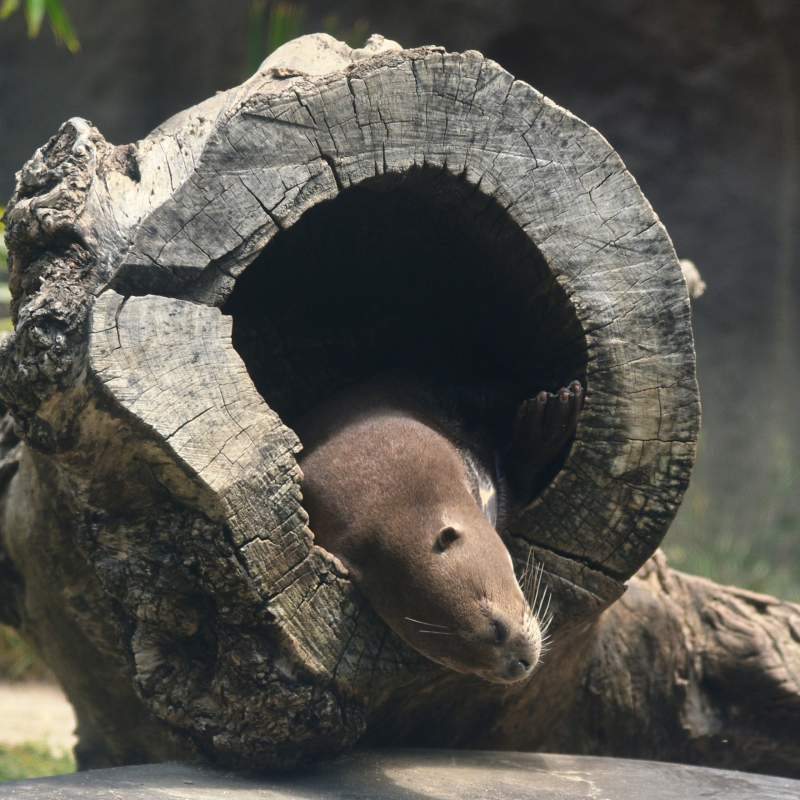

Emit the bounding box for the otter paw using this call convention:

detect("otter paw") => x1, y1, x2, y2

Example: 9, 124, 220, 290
514, 380, 584, 462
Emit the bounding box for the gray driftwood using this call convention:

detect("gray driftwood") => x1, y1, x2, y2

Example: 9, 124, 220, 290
0, 33, 797, 775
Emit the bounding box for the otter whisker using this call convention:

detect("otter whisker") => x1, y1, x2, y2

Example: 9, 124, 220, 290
522, 566, 531, 603
404, 616, 449, 629
536, 591, 552, 626
519, 548, 534, 597
418, 630, 456, 636
522, 556, 535, 603
535, 577, 550, 617
536, 588, 548, 617
528, 559, 541, 606
529, 561, 545, 609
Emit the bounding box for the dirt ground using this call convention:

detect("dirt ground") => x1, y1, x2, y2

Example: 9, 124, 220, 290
0, 682, 76, 753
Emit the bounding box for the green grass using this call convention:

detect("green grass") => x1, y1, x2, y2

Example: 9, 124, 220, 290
665, 504, 800, 602
666, 534, 800, 602
665, 432, 800, 602
0, 743, 74, 783
0, 630, 71, 784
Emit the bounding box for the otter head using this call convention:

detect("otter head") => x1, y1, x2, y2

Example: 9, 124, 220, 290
361, 498, 543, 685
302, 411, 546, 685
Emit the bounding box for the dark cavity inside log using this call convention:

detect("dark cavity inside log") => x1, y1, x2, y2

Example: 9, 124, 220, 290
225, 166, 586, 432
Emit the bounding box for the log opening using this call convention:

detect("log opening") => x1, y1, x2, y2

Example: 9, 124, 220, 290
226, 166, 586, 430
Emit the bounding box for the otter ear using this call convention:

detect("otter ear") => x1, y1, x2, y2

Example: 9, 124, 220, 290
435, 526, 461, 553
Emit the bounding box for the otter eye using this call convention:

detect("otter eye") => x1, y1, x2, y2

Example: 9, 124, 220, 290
435, 526, 460, 553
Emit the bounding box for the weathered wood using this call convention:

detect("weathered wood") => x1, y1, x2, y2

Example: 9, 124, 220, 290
6, 31, 788, 775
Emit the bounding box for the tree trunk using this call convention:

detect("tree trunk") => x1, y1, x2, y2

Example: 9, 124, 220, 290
0, 32, 795, 776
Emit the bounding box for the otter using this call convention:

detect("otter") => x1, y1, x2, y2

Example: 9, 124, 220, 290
295, 372, 583, 684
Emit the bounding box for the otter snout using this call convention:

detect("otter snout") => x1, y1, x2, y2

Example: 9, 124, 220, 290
482, 609, 541, 684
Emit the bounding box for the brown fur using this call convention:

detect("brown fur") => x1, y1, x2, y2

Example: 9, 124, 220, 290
296, 375, 541, 684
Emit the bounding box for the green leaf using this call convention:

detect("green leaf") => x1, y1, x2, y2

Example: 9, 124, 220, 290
0, 0, 20, 21
24, 0, 45, 38
44, 0, 79, 52
2, 0, 80, 53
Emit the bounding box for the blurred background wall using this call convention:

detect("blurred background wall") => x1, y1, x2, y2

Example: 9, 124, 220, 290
1, 0, 798, 598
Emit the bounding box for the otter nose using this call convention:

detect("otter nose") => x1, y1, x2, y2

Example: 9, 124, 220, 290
505, 657, 533, 680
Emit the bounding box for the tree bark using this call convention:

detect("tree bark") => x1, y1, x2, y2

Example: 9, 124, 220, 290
561, 552, 800, 778
1, 32, 793, 777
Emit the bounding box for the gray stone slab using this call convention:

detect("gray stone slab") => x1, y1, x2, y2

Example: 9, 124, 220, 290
2, 750, 798, 799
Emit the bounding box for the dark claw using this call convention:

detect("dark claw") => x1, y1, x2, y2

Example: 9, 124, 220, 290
507, 379, 584, 501
533, 392, 548, 436
511, 379, 585, 481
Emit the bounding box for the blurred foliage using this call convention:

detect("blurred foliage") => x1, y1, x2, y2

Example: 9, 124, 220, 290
246, 1, 370, 74
0, 0, 79, 52
0, 0, 372, 70
0, 742, 74, 782
322, 12, 369, 49
247, 1, 306, 74
0, 626, 52, 682
665, 433, 800, 602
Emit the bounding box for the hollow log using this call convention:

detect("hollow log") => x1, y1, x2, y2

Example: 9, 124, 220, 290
0, 33, 797, 776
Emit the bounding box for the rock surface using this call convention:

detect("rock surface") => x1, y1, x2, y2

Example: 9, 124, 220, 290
2, 751, 799, 799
